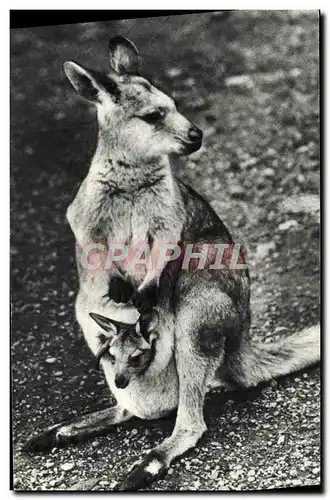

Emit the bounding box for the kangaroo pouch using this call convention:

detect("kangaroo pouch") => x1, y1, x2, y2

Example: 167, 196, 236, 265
103, 356, 179, 420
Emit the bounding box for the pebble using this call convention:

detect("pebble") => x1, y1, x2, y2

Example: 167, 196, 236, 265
263, 167, 275, 177
278, 435, 285, 445
183, 77, 196, 87
204, 126, 217, 138
165, 67, 182, 78
210, 469, 219, 480
256, 241, 276, 260
278, 219, 299, 232
68, 478, 100, 490
241, 157, 259, 168
229, 471, 240, 480
225, 74, 254, 89
60, 462, 75, 472
46, 357, 57, 364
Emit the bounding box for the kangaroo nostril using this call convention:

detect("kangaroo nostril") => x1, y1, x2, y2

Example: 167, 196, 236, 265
188, 126, 203, 142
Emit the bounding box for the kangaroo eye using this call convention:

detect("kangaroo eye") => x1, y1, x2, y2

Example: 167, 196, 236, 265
109, 354, 115, 365
141, 109, 165, 124
129, 351, 143, 366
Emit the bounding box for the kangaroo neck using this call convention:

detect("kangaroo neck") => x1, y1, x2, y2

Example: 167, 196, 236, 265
88, 134, 173, 193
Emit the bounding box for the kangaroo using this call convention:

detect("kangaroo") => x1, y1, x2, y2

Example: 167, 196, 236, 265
23, 37, 320, 491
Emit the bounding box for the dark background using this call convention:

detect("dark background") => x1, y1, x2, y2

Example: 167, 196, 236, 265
11, 11, 320, 491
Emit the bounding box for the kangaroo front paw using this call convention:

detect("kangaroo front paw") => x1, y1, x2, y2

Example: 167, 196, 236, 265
115, 451, 167, 491
22, 424, 62, 453
132, 283, 158, 314
108, 276, 134, 304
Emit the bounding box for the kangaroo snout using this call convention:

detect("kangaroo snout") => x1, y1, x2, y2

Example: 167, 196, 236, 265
115, 374, 130, 389
188, 125, 203, 143
181, 125, 203, 154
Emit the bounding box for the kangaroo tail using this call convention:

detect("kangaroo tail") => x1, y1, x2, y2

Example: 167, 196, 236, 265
228, 324, 320, 388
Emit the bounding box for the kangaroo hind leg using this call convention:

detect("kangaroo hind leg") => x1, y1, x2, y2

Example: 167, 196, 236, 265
23, 405, 132, 453
116, 290, 233, 490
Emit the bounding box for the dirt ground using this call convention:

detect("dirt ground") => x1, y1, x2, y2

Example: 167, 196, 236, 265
11, 11, 320, 491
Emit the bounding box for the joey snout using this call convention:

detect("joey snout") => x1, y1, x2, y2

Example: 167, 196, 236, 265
115, 373, 130, 389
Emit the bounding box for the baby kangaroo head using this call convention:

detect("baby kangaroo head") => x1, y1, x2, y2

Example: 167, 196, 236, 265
89, 311, 159, 389
63, 36, 202, 160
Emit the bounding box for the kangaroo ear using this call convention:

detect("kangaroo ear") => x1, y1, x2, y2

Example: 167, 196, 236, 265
63, 61, 104, 102
109, 36, 140, 75
89, 312, 118, 335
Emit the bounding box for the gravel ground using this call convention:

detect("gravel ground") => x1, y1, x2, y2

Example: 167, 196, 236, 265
11, 11, 320, 491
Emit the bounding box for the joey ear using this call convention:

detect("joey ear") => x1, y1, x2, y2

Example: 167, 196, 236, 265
109, 36, 140, 75
90, 312, 118, 335
63, 61, 103, 102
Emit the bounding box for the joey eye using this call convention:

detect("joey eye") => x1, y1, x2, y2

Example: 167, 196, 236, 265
141, 109, 165, 124
129, 351, 143, 366
109, 353, 115, 365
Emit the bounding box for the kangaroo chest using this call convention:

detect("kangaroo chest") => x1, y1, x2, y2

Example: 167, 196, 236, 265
68, 178, 183, 284
104, 195, 156, 282
111, 195, 156, 250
